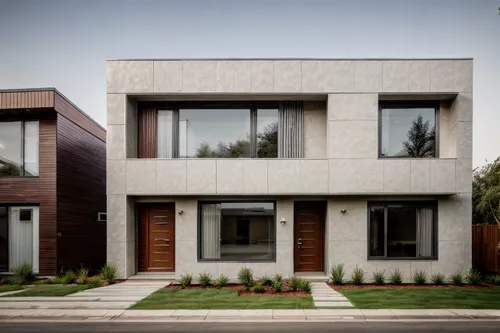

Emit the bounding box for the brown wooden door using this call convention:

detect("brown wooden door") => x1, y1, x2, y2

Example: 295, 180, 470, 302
138, 204, 175, 272
294, 202, 325, 272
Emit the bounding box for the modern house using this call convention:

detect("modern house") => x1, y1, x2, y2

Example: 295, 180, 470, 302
0, 88, 106, 276
106, 59, 472, 281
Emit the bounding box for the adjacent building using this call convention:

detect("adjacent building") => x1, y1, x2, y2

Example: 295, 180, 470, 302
0, 88, 106, 276
106, 59, 472, 281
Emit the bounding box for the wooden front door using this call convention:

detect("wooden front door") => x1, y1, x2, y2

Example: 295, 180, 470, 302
138, 204, 175, 272
294, 201, 325, 272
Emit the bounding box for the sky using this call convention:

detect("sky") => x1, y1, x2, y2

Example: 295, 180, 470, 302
0, 0, 499, 167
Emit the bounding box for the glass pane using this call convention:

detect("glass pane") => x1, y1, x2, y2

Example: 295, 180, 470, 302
24, 122, 39, 176
179, 109, 251, 158
19, 209, 32, 222
369, 206, 385, 257
157, 110, 173, 158
0, 207, 7, 272
417, 207, 435, 257
381, 107, 436, 157
0, 122, 22, 176
387, 204, 417, 258
257, 109, 278, 158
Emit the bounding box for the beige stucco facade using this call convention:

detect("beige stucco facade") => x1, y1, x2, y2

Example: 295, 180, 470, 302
107, 59, 473, 281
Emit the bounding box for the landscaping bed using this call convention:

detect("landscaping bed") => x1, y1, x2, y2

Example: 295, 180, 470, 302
330, 283, 491, 290
166, 283, 310, 296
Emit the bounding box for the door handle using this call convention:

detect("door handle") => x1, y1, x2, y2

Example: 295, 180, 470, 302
297, 238, 303, 247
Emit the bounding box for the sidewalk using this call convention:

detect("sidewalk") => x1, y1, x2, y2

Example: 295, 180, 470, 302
1, 309, 499, 322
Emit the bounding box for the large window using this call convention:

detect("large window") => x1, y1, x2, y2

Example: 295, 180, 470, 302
368, 202, 437, 260
380, 103, 438, 158
199, 201, 275, 261
0, 121, 39, 176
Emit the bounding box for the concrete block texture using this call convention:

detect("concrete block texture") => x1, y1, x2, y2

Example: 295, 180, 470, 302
107, 94, 126, 125
251, 60, 273, 92
216, 159, 243, 194
304, 101, 327, 158
301, 60, 323, 92
182, 61, 217, 92
329, 121, 378, 158
354, 61, 382, 92
453, 60, 473, 92
328, 94, 378, 121
329, 159, 383, 193
126, 159, 157, 194
274, 60, 301, 92
382, 61, 409, 92
430, 60, 454, 92
154, 61, 183, 92
157, 160, 187, 194
187, 159, 216, 194
324, 61, 355, 92
409, 60, 430, 92
107, 61, 153, 93
106, 125, 126, 160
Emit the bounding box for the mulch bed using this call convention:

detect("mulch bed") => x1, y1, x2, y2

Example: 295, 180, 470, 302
165, 283, 310, 296
330, 283, 492, 290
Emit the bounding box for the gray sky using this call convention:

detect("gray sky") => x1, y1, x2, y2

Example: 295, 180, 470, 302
0, 0, 498, 167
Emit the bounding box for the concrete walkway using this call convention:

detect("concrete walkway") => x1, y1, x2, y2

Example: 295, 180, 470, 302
310, 282, 352, 308
0, 309, 499, 322
0, 280, 170, 310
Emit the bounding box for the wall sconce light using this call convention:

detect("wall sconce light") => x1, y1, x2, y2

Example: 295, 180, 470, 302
280, 218, 286, 225
178, 210, 184, 215
340, 209, 347, 214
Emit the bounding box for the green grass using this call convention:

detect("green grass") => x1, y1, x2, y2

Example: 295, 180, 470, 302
130, 289, 315, 310
6, 285, 91, 297
339, 287, 500, 309
0, 285, 24, 293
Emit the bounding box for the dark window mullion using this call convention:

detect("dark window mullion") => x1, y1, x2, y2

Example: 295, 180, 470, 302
250, 107, 257, 158
172, 109, 179, 158
384, 205, 388, 258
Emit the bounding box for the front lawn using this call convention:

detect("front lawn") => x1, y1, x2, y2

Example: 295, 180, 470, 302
0, 285, 24, 293
339, 287, 500, 309
130, 288, 315, 310
6, 285, 91, 297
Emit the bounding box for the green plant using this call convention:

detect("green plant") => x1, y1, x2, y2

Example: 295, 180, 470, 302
449, 271, 464, 285
330, 264, 345, 285
373, 270, 386, 285
413, 270, 427, 285
215, 274, 228, 287
34, 278, 52, 285
11, 262, 34, 284
179, 274, 192, 289
299, 280, 311, 293
51, 276, 66, 284
89, 276, 103, 288
431, 273, 446, 285
288, 277, 302, 291
272, 279, 283, 293
351, 267, 365, 285
63, 270, 77, 284
76, 268, 89, 285
273, 273, 283, 283
258, 275, 273, 286
237, 268, 254, 291
100, 264, 118, 284
253, 284, 265, 293
199, 272, 213, 287
389, 268, 403, 285
465, 269, 482, 285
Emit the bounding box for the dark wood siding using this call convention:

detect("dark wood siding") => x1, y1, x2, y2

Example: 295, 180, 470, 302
0, 119, 57, 275
56, 114, 106, 272
138, 107, 157, 158
0, 90, 55, 109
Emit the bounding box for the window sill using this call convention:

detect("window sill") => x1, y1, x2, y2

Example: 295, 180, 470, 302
368, 257, 438, 261
198, 259, 276, 263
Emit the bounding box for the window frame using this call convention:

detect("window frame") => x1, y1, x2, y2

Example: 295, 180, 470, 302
141, 101, 279, 159
197, 200, 277, 263
367, 201, 438, 261
378, 101, 440, 159
0, 120, 39, 178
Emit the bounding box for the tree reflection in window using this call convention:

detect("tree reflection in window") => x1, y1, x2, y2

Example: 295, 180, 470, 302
402, 115, 435, 157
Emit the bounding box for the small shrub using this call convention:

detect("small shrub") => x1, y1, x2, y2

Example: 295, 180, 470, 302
77, 268, 89, 285
51, 276, 66, 285
272, 279, 283, 293
259, 275, 273, 286
179, 274, 192, 289
253, 284, 265, 293
373, 270, 386, 285
288, 277, 302, 291
100, 264, 118, 284
431, 273, 446, 285
413, 270, 427, 285
273, 273, 283, 283
89, 276, 103, 288
299, 280, 311, 293
389, 268, 403, 285
199, 272, 213, 287
350, 267, 365, 285
330, 264, 345, 285
449, 271, 464, 285
215, 274, 228, 287
485, 274, 500, 285
11, 262, 34, 284
63, 270, 77, 284
237, 268, 255, 291
465, 269, 481, 285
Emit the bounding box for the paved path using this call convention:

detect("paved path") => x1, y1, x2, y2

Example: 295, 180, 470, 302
0, 309, 499, 322
0, 280, 170, 309
310, 282, 353, 308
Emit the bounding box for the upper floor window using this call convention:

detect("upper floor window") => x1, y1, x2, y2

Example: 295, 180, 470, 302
379, 102, 438, 158
138, 101, 302, 159
0, 121, 39, 177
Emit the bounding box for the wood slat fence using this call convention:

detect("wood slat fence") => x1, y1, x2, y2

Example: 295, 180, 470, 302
472, 225, 500, 273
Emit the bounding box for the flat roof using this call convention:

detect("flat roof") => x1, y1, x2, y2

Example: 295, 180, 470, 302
107, 57, 473, 61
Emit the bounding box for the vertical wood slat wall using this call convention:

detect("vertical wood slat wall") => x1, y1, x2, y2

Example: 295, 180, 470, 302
278, 101, 304, 158
138, 107, 158, 158
472, 225, 500, 273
